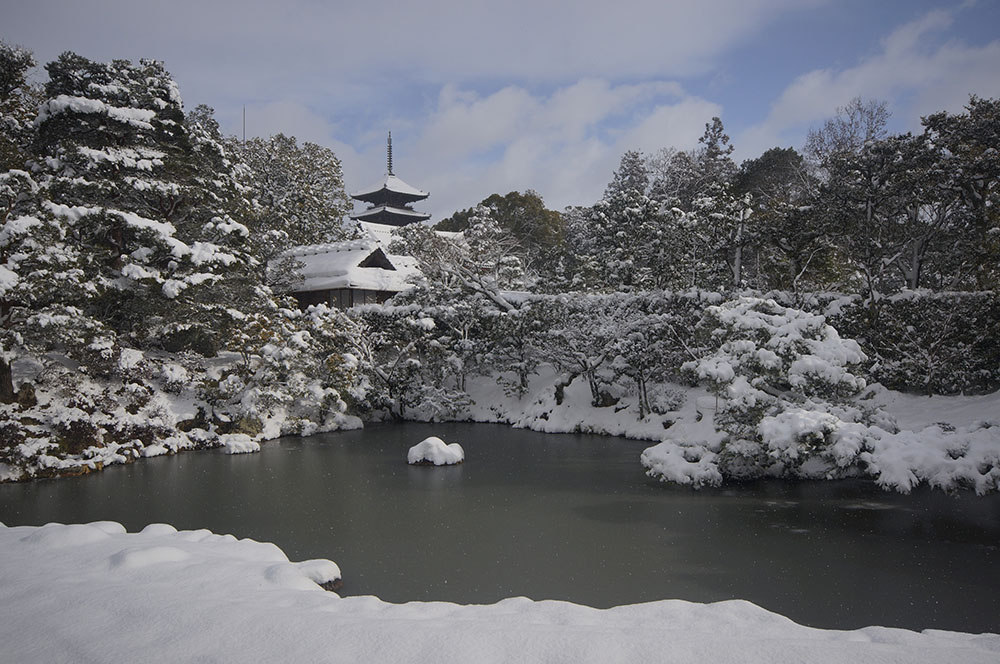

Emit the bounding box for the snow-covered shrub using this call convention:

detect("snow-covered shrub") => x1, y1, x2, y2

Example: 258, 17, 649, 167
348, 301, 473, 421
0, 364, 209, 480
209, 304, 358, 437
646, 297, 876, 485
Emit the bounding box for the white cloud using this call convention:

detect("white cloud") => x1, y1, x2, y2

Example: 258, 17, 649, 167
736, 8, 1000, 159
8, 0, 995, 223
340, 80, 721, 219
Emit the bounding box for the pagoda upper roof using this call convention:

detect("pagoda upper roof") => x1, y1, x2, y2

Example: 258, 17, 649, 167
351, 173, 429, 203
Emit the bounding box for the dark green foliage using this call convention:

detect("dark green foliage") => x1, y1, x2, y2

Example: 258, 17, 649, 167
830, 292, 1000, 395
434, 190, 565, 272
56, 419, 102, 455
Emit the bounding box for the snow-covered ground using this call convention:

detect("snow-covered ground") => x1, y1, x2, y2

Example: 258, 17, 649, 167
1, 521, 996, 664
460, 364, 695, 441
454, 367, 1000, 493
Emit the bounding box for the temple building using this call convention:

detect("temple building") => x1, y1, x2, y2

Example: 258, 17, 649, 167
283, 133, 433, 309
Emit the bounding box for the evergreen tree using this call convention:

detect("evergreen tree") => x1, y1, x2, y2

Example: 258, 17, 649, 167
29, 53, 264, 355
434, 190, 565, 278
922, 96, 1000, 289
734, 147, 834, 292
230, 133, 354, 284
685, 118, 752, 290
0, 42, 42, 173
576, 151, 677, 290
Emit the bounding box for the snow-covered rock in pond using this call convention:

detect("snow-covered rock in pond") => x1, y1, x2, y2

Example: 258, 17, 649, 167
219, 434, 260, 455
407, 436, 465, 465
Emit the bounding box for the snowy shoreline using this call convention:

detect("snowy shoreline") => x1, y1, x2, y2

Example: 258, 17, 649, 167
1, 521, 997, 664
5, 364, 999, 496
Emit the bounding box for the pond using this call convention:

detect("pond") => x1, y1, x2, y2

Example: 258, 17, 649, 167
2, 422, 998, 633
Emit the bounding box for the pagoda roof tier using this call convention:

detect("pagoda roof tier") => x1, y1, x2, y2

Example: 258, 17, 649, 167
350, 204, 431, 226
351, 173, 429, 204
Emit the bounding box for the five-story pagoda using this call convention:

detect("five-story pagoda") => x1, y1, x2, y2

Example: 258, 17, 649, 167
349, 132, 430, 226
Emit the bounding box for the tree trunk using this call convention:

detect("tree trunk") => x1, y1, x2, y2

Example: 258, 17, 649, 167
0, 358, 14, 404
730, 210, 744, 289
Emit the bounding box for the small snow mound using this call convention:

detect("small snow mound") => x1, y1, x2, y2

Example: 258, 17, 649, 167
219, 434, 261, 455
20, 523, 113, 548
177, 529, 213, 543
641, 442, 722, 487
407, 436, 465, 466
89, 521, 127, 536
109, 546, 191, 570
140, 523, 178, 536
141, 444, 170, 458
294, 559, 343, 587
264, 562, 328, 591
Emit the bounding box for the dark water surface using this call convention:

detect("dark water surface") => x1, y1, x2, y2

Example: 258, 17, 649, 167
2, 422, 998, 633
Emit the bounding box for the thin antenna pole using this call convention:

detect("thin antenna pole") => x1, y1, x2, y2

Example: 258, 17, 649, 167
387, 131, 393, 175
242, 106, 246, 144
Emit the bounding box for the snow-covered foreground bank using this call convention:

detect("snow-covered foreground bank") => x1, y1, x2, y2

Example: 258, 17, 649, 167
1, 522, 996, 664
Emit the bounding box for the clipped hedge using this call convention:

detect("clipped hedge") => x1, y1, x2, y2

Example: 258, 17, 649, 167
825, 291, 1000, 395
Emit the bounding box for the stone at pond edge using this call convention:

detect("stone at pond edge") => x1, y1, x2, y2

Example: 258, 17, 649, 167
320, 578, 343, 592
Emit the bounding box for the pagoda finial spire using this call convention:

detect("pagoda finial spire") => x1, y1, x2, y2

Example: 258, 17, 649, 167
387, 131, 393, 175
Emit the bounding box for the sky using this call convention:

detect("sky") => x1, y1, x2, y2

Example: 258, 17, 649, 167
2, 0, 999, 221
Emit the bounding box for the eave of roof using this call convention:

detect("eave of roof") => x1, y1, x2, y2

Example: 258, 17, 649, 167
350, 204, 431, 223
350, 173, 429, 201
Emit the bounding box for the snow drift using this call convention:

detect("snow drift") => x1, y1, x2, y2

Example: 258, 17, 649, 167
0, 522, 997, 664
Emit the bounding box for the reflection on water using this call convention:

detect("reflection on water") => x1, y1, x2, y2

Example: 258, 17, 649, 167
2, 421, 999, 633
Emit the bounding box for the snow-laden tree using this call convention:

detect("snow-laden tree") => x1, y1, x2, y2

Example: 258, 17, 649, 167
0, 42, 43, 174
573, 151, 703, 291
28, 53, 263, 355
207, 303, 359, 436
230, 133, 354, 284
538, 295, 625, 407
347, 302, 472, 421
643, 297, 877, 485
391, 206, 523, 311
608, 293, 701, 419
482, 301, 545, 399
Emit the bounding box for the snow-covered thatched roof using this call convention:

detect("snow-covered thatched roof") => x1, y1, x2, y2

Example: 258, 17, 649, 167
284, 239, 420, 293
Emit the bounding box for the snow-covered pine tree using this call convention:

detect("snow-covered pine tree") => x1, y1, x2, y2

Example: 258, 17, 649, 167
684, 118, 757, 290
30, 53, 261, 355
0, 42, 42, 175
680, 297, 873, 481
583, 150, 676, 290
2, 44, 110, 403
